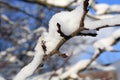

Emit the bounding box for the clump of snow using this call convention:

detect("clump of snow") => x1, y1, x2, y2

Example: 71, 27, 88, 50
94, 37, 114, 51
49, 1, 84, 36
47, 0, 74, 6
109, 5, 120, 13
13, 32, 45, 80
85, 15, 120, 29
93, 29, 120, 51
112, 29, 120, 39
40, 32, 60, 54
93, 3, 120, 15
94, 3, 109, 15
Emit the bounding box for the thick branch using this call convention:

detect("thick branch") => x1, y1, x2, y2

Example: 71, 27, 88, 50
70, 0, 89, 36
79, 29, 97, 37
47, 0, 89, 57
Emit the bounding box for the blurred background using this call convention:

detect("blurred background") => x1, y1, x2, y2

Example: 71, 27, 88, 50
0, 0, 120, 80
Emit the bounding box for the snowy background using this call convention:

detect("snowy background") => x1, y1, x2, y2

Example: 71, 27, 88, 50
0, 0, 120, 80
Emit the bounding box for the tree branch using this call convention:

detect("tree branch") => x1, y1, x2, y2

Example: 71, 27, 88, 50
57, 23, 71, 39
85, 16, 120, 30
60, 29, 120, 79
42, 0, 90, 63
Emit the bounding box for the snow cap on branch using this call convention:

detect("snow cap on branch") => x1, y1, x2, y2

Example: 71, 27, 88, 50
93, 29, 120, 51
49, 0, 85, 37
112, 29, 120, 39
47, 0, 74, 6
41, 0, 88, 54
94, 3, 109, 15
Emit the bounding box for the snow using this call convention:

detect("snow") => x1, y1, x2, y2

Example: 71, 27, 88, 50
41, 32, 60, 54
95, 14, 114, 19
94, 3, 109, 15
14, 36, 45, 80
94, 37, 114, 51
41, 0, 86, 54
14, 1, 86, 79
93, 29, 120, 51
112, 29, 120, 39
88, 60, 120, 79
85, 15, 120, 30
12, 0, 120, 79
47, 0, 74, 6
109, 5, 120, 13
94, 4, 120, 15
60, 60, 90, 79
49, 1, 84, 36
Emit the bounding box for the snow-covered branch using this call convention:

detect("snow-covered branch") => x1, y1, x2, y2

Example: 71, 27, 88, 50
13, 0, 120, 80
85, 16, 120, 30
94, 4, 120, 15
13, 33, 46, 80
1, 14, 14, 25
14, 0, 89, 79
60, 29, 120, 79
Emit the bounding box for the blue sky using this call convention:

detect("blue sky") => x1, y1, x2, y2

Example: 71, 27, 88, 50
97, 0, 120, 4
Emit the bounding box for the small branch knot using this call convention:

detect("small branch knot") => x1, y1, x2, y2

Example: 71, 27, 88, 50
57, 23, 71, 39
41, 40, 47, 53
